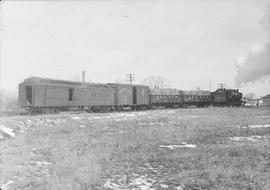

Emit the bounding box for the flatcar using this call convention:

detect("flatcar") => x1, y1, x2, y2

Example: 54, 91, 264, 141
150, 88, 182, 108
180, 90, 211, 107
150, 89, 211, 108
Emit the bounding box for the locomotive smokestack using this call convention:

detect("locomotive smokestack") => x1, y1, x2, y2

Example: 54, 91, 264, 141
82, 71, 85, 82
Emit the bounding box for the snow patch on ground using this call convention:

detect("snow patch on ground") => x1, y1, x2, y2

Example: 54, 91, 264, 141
160, 184, 169, 188
1, 180, 14, 190
0, 125, 15, 137
1, 160, 52, 189
104, 180, 120, 189
245, 124, 270, 129
84, 112, 144, 122
27, 160, 52, 167
69, 111, 149, 123
181, 115, 208, 118
114, 118, 128, 122
159, 143, 197, 149
159, 110, 176, 114
228, 135, 268, 142
72, 116, 81, 120
137, 112, 148, 115
104, 161, 184, 190
129, 175, 155, 190
17, 118, 66, 133
26, 160, 52, 178
175, 186, 184, 190
138, 122, 165, 126
104, 175, 155, 190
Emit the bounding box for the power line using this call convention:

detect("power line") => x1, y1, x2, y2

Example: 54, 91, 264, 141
218, 83, 227, 89
126, 74, 135, 84
209, 77, 212, 91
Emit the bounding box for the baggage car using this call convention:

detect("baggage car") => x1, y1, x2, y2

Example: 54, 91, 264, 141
19, 77, 150, 113
19, 77, 115, 113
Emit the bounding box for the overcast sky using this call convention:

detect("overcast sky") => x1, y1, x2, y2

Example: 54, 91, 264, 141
0, 0, 269, 97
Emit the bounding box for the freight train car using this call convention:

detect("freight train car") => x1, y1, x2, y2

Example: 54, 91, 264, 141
107, 83, 150, 110
150, 89, 211, 108
19, 77, 115, 113
180, 90, 211, 107
19, 77, 150, 113
150, 89, 182, 108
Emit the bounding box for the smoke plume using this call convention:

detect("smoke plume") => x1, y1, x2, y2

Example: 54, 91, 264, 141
235, 41, 270, 86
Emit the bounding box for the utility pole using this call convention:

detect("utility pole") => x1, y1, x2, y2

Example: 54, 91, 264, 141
82, 71, 85, 82
126, 74, 135, 84
209, 77, 212, 91
218, 83, 226, 89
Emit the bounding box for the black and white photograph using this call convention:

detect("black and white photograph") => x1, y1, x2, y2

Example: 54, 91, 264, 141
0, 0, 270, 189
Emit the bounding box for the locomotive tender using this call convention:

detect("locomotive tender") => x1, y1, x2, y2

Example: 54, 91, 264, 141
18, 77, 242, 113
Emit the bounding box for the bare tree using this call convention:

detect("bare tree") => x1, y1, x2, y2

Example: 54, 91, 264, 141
5, 92, 18, 111
142, 76, 170, 92
0, 90, 6, 112
0, 90, 18, 112
115, 78, 126, 84
72, 74, 81, 82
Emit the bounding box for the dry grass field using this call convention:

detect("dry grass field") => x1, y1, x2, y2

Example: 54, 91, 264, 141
0, 107, 270, 190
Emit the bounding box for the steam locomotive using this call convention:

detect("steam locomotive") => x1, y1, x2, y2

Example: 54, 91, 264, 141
211, 88, 242, 106
18, 77, 243, 114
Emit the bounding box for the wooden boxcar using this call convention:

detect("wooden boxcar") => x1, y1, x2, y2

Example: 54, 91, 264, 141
107, 83, 150, 110
19, 77, 115, 113
19, 77, 150, 113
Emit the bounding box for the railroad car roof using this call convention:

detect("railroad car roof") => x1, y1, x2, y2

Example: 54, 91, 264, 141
262, 94, 270, 99
106, 83, 149, 88
213, 88, 240, 93
21, 77, 149, 88
22, 77, 110, 88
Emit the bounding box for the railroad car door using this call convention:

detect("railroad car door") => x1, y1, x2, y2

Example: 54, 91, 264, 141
43, 88, 47, 105
132, 86, 137, 104
69, 88, 74, 102
25, 85, 32, 105
114, 87, 118, 106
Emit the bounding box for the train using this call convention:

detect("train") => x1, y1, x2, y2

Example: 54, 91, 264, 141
18, 77, 243, 114
211, 88, 242, 106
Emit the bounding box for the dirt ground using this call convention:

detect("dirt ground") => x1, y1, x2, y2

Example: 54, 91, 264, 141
0, 107, 270, 190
